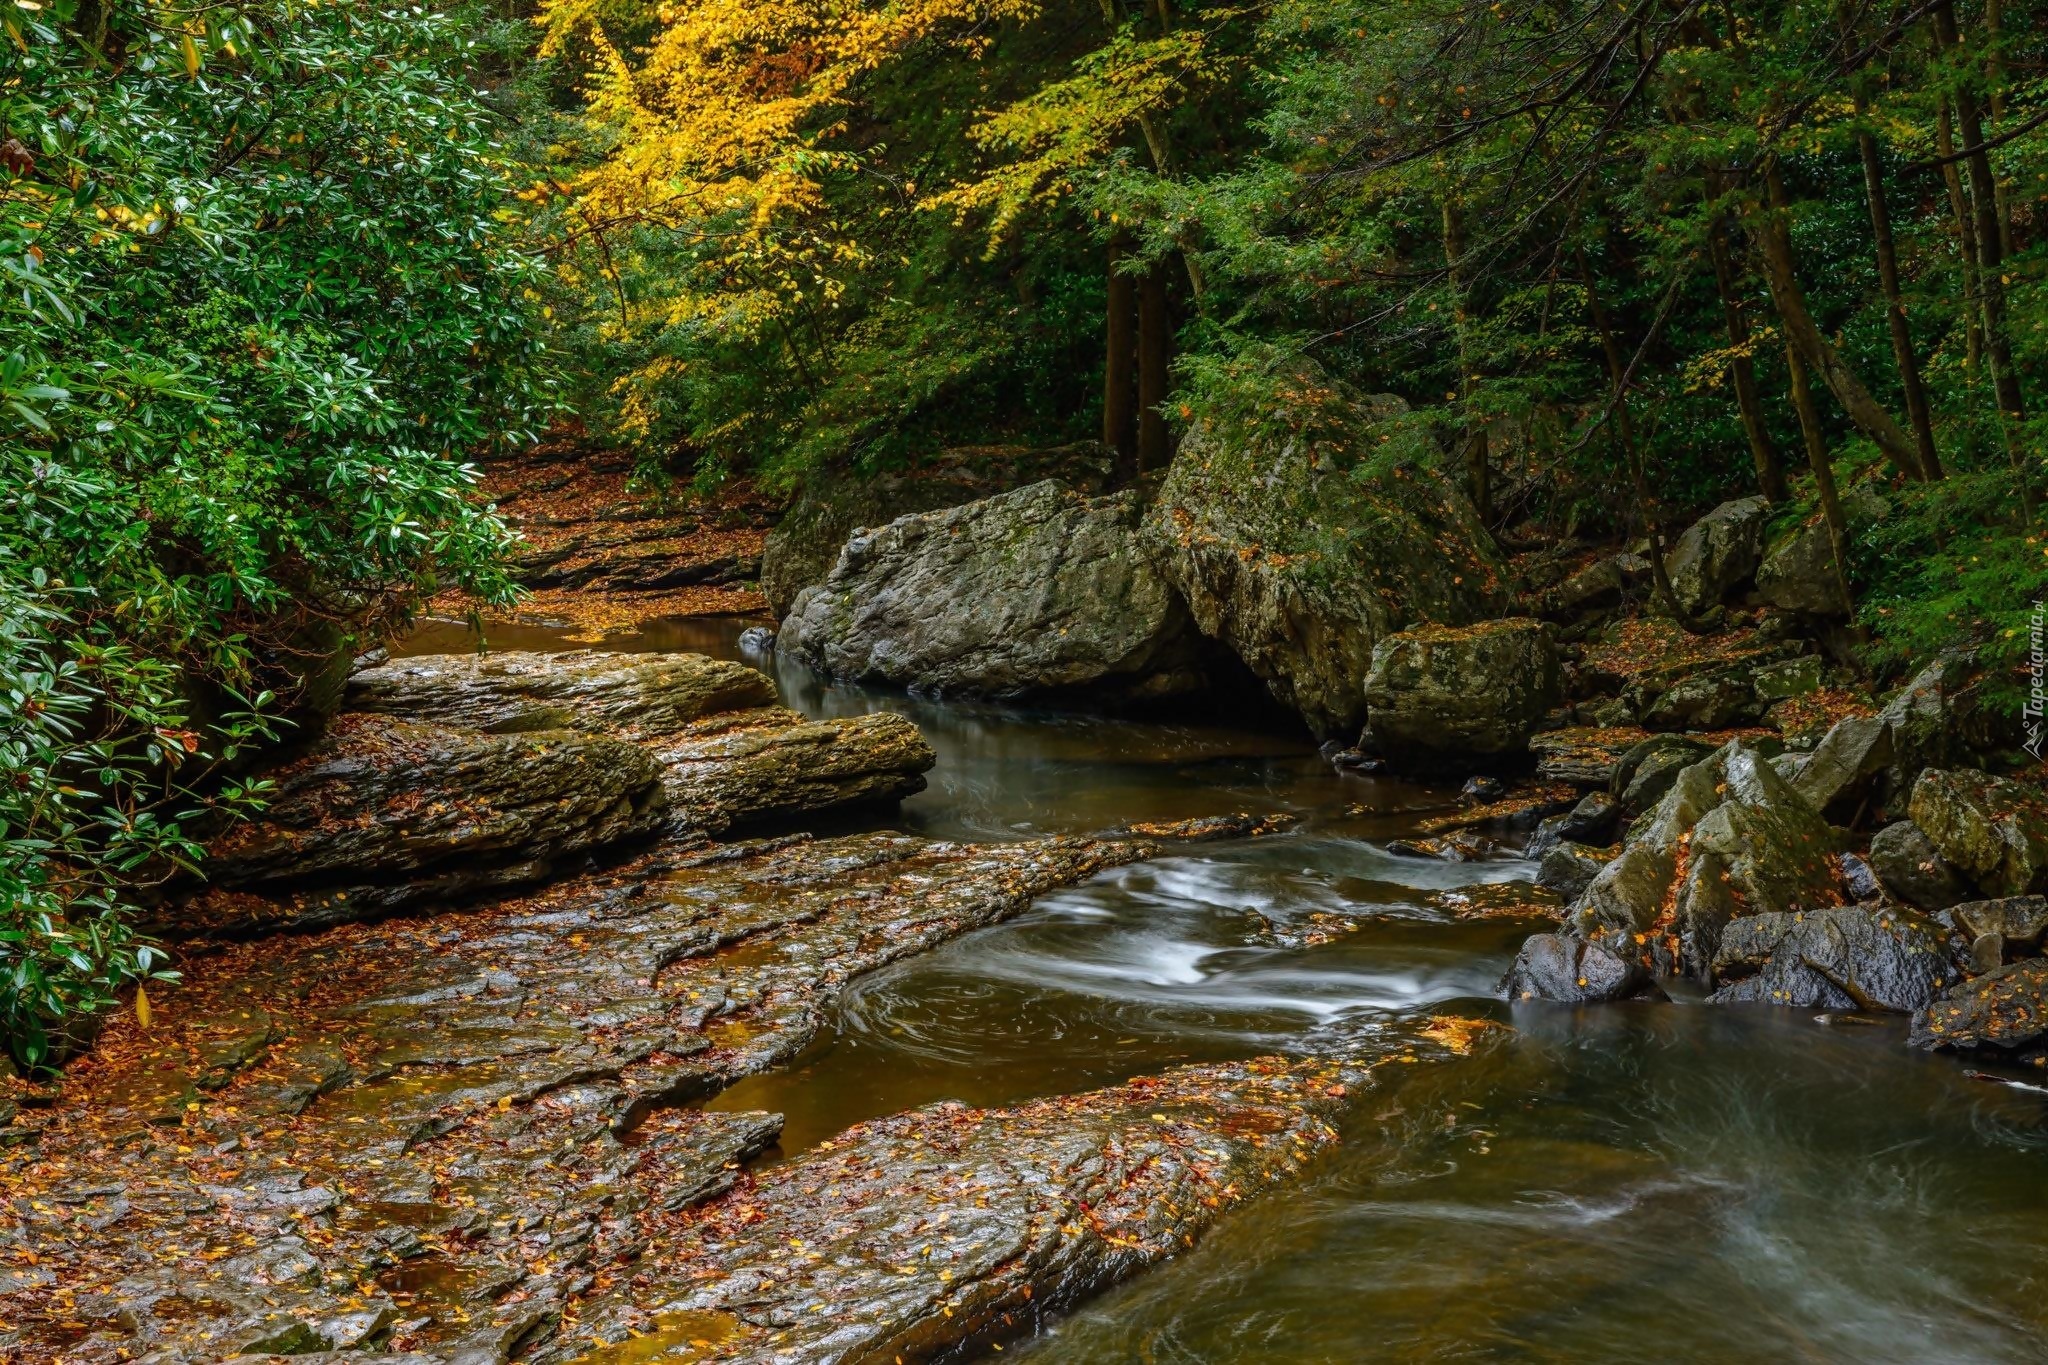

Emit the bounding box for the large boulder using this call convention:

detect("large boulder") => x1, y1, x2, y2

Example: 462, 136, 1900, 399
1708, 906, 1960, 1012
1790, 656, 2019, 819
1754, 483, 1887, 616
1910, 958, 2048, 1055
1361, 618, 1561, 769
1867, 819, 1970, 912
1663, 496, 1769, 616
780, 480, 1209, 703
1144, 397, 1505, 736
1909, 768, 2048, 898
189, 714, 668, 933
760, 442, 1115, 617
347, 649, 776, 738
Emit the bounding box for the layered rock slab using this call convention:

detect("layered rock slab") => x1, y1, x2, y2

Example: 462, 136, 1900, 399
3, 831, 1162, 1364
540, 1057, 1374, 1364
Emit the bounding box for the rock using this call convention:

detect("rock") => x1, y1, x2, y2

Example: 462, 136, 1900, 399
188, 715, 668, 933
1634, 661, 1767, 730
1572, 742, 1840, 980
759, 442, 1115, 617
780, 480, 1211, 704
1539, 554, 1648, 619
1526, 792, 1619, 861
1791, 712, 1890, 816
1145, 396, 1505, 736
1462, 774, 1510, 802
14, 828, 1164, 1363
1530, 726, 1653, 786
1911, 958, 2048, 1054
1536, 842, 1613, 899
1867, 820, 1970, 912
1753, 655, 1824, 703
1754, 484, 1886, 616
346, 650, 775, 739
1942, 897, 2048, 968
1361, 619, 1561, 769
1663, 496, 1770, 616
650, 709, 935, 834
735, 624, 776, 657
1708, 906, 1960, 1012
1908, 768, 2048, 898
1837, 852, 1882, 902
1666, 745, 1845, 975
1502, 933, 1643, 1003
1612, 736, 1710, 816
540, 1055, 1383, 1364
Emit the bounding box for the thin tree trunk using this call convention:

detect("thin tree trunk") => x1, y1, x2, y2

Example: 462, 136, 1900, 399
1582, 256, 1688, 625
1137, 269, 1172, 474
1853, 94, 1941, 478
1935, 97, 1984, 374
1755, 167, 1926, 482
1103, 237, 1138, 479
1784, 344, 1859, 624
1706, 205, 1788, 500
1983, 0, 2016, 260
1442, 197, 1491, 521
1934, 2, 2027, 445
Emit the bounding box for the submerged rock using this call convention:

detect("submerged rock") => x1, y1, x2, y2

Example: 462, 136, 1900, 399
1361, 618, 1561, 770
1663, 496, 1769, 616
186, 714, 668, 933
1909, 768, 2048, 899
346, 649, 775, 738
780, 480, 1211, 704
759, 441, 1115, 617
1708, 906, 1960, 1012
1145, 398, 1504, 736
541, 1057, 1373, 1364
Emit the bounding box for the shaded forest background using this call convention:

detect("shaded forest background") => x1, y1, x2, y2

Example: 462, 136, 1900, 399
1, 0, 2043, 1054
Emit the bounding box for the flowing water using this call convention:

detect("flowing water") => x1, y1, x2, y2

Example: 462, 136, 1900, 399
397, 615, 2048, 1363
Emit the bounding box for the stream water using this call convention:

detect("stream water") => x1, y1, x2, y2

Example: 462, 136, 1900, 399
398, 615, 2048, 1363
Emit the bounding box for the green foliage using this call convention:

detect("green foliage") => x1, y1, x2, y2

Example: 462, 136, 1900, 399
0, 0, 554, 1064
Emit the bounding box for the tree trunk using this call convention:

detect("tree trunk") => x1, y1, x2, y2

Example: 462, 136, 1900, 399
1934, 97, 1984, 375
1982, 0, 2016, 260
1103, 238, 1138, 480
1582, 257, 1688, 626
1784, 344, 1859, 624
1934, 2, 2026, 445
1754, 167, 1926, 482
1441, 198, 1490, 522
1137, 269, 1172, 474
1853, 95, 1941, 478
1705, 206, 1788, 500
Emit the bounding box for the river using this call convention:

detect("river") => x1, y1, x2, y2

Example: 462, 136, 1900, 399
397, 614, 2048, 1363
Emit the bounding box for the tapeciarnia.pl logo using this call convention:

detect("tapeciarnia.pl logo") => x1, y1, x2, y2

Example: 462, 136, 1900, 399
2028, 601, 2046, 761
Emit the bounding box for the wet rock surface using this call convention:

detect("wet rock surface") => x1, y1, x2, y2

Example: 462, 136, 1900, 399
184, 715, 669, 934
1145, 401, 1504, 737
1867, 819, 1970, 912
347, 650, 778, 739
1708, 907, 1961, 1012
538, 1055, 1378, 1364
3, 830, 1166, 1363
1911, 958, 2048, 1057
781, 480, 1212, 704
1361, 618, 1562, 769
1663, 496, 1768, 616
648, 709, 936, 834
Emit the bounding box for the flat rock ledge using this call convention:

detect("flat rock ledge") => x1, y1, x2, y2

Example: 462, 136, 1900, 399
540, 1057, 1370, 1364
1, 826, 1347, 1364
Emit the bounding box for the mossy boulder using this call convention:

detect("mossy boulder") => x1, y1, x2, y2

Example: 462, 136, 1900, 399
1145, 398, 1505, 736
760, 442, 1115, 616
1361, 618, 1561, 769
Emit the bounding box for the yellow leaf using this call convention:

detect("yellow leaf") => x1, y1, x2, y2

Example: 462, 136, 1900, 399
134, 985, 151, 1028
181, 31, 201, 78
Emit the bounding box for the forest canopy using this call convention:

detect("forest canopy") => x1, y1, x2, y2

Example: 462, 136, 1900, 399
2, 0, 2043, 1059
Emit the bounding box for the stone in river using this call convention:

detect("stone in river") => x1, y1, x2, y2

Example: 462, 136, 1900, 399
1502, 932, 1644, 1003
1867, 819, 1970, 912
780, 479, 1213, 705
1911, 958, 2048, 1056
347, 648, 776, 738
1707, 906, 1960, 1012
1361, 617, 1562, 770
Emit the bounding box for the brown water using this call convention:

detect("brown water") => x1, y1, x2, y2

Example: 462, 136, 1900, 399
398, 614, 2048, 1363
